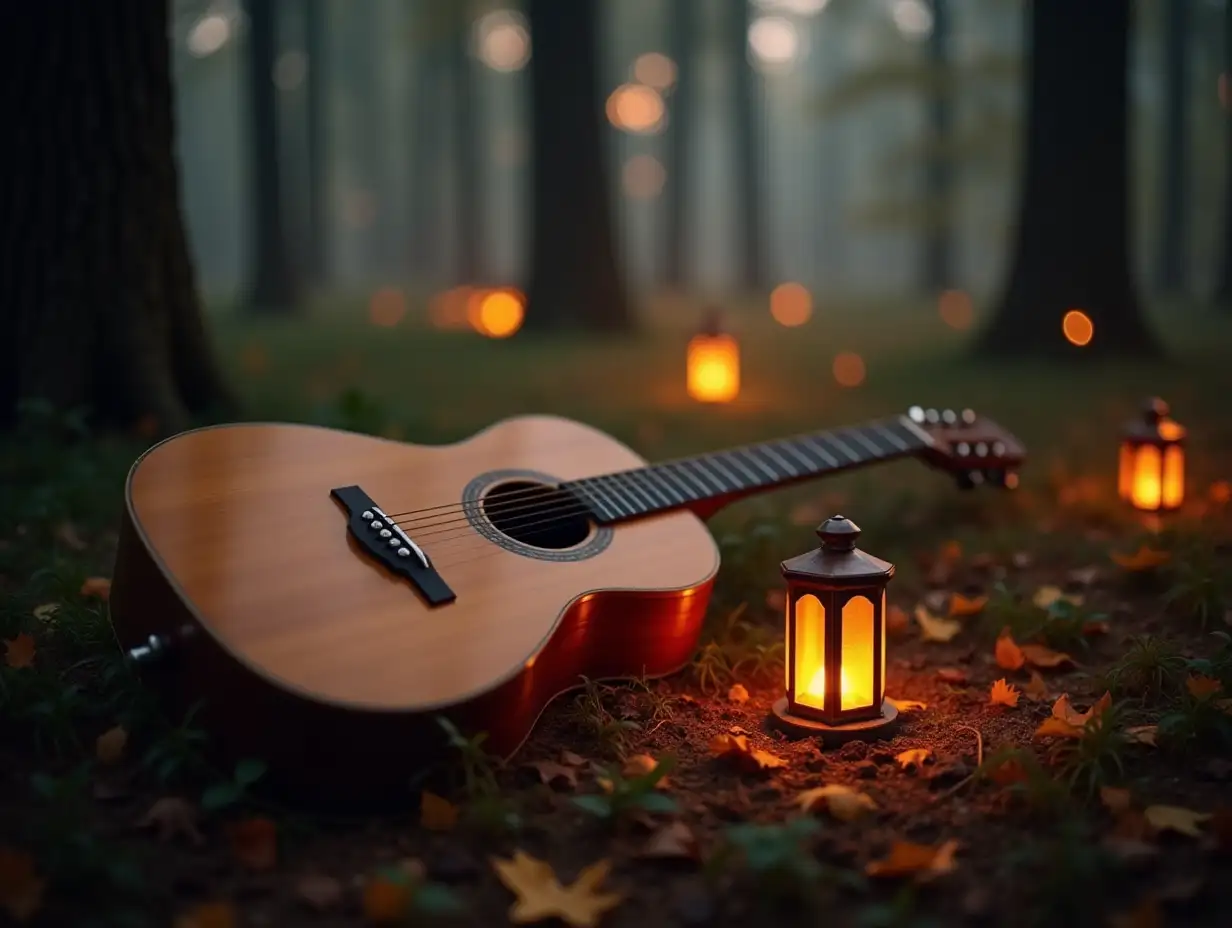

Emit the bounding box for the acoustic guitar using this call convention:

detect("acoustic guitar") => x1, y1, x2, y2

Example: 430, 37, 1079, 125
109, 406, 1025, 802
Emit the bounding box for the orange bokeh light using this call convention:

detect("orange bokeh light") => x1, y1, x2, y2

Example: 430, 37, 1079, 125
429, 286, 475, 330
605, 83, 665, 134
1062, 310, 1094, 347
622, 154, 666, 199
368, 286, 407, 327
468, 287, 525, 338
832, 352, 866, 388
938, 289, 973, 330
633, 52, 677, 91
687, 334, 740, 403
769, 282, 812, 327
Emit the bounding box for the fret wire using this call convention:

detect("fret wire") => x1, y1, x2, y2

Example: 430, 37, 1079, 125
655, 465, 701, 501
725, 450, 768, 485
757, 443, 800, 477
802, 435, 841, 467
736, 447, 781, 481
610, 473, 656, 511
634, 471, 676, 507
679, 460, 726, 495
873, 420, 910, 452
848, 428, 884, 457
823, 432, 861, 463
699, 456, 744, 491
666, 462, 713, 496
578, 483, 618, 522
778, 440, 819, 471
581, 480, 626, 520
643, 469, 685, 505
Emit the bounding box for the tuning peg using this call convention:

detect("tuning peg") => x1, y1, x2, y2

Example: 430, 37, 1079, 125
961, 408, 976, 424
925, 408, 940, 423
942, 409, 957, 424
908, 405, 925, 423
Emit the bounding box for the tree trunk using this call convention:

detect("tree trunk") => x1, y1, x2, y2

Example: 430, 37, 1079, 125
1157, 0, 1189, 295
0, 0, 234, 432
245, 0, 300, 313
407, 44, 445, 279
923, 0, 952, 292
663, 0, 694, 291
522, 0, 631, 332
450, 4, 484, 283
303, 0, 329, 284
978, 0, 1159, 357
729, 0, 765, 293
1215, 1, 1232, 307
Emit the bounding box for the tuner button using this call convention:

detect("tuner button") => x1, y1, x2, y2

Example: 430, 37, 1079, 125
975, 442, 988, 456
992, 441, 1006, 455
942, 409, 957, 424
370, 520, 383, 530
961, 408, 976, 424
388, 538, 400, 548
908, 405, 925, 423
956, 441, 970, 456
397, 547, 411, 557
380, 529, 392, 539
925, 408, 940, 423
362, 510, 374, 521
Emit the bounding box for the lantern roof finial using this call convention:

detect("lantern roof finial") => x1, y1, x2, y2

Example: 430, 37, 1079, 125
816, 514, 860, 551
1143, 397, 1170, 423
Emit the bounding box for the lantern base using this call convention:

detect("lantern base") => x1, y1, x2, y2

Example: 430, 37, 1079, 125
770, 698, 899, 744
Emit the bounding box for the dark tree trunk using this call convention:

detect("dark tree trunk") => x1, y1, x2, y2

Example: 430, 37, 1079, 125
303, 0, 329, 283
1216, 1, 1232, 307
407, 43, 445, 278
663, 0, 694, 290
923, 0, 952, 292
343, 7, 387, 275
0, 0, 234, 432
979, 0, 1159, 357
522, 0, 631, 332
1157, 0, 1189, 294
729, 0, 765, 293
451, 5, 484, 283
245, 0, 300, 313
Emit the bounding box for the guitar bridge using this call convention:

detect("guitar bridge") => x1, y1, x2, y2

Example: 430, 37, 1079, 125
330, 486, 457, 606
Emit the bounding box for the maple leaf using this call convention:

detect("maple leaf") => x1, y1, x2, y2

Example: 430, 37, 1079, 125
295, 872, 344, 911
885, 697, 928, 712
1032, 585, 1085, 610
1185, 674, 1223, 700
727, 683, 749, 704
526, 760, 580, 790
949, 593, 987, 618
638, 821, 698, 860
136, 797, 205, 845
895, 748, 932, 772
1019, 642, 1074, 669
1035, 692, 1111, 739
1143, 805, 1210, 839
492, 851, 622, 928
798, 784, 878, 822
1110, 547, 1170, 571
227, 817, 277, 870
886, 604, 910, 634
31, 604, 58, 622
914, 605, 961, 643
0, 847, 45, 923
173, 901, 236, 928
989, 679, 1020, 708
936, 667, 967, 684
865, 839, 959, 882
420, 791, 458, 831
1125, 725, 1158, 747
1023, 671, 1051, 700
1100, 786, 1133, 816
3, 634, 35, 670
707, 733, 786, 772
96, 726, 128, 765
79, 576, 112, 600
994, 628, 1025, 671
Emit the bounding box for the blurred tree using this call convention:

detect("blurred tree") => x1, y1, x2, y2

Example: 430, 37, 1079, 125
522, 0, 631, 331
341, 3, 389, 274
1216, 0, 1232, 308
923, 0, 952, 291
729, 0, 765, 292
450, 1, 484, 283
304, 0, 329, 282
245, 0, 300, 312
1158, 0, 1189, 294
0, 0, 233, 430
979, 0, 1158, 356
406, 1, 449, 279
663, 0, 695, 290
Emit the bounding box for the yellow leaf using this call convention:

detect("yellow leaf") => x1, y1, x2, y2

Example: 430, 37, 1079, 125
948, 593, 987, 617
173, 901, 236, 928
707, 733, 786, 772
492, 851, 622, 928
1185, 674, 1223, 701
894, 748, 932, 771
420, 791, 459, 832
865, 839, 959, 881
31, 604, 58, 622
1125, 725, 1158, 747
79, 576, 112, 600
1032, 586, 1084, 609
1033, 717, 1084, 739
798, 784, 878, 822
1110, 546, 1170, 571
1024, 671, 1051, 701
226, 817, 277, 871
1143, 805, 1211, 839
914, 605, 962, 643
1020, 643, 1074, 669
1053, 692, 1111, 727
95, 726, 128, 765
885, 697, 928, 712
989, 678, 1020, 707
727, 683, 749, 704
3, 634, 35, 670
994, 628, 1025, 671
0, 847, 45, 923
1100, 786, 1133, 815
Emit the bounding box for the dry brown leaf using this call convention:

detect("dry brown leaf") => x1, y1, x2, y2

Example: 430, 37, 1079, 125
227, 817, 277, 871
31, 604, 58, 622
989, 679, 1020, 708
527, 760, 580, 790
96, 726, 128, 766
173, 901, 237, 928
994, 628, 1025, 671
885, 697, 928, 712
886, 604, 911, 634
939, 540, 963, 564
1144, 805, 1210, 839
1019, 642, 1074, 669
895, 748, 932, 772
1024, 671, 1051, 701
420, 791, 458, 831
798, 784, 878, 822
3, 634, 35, 670
79, 577, 112, 600
1069, 565, 1102, 586
707, 733, 786, 772
638, 821, 698, 860
492, 851, 622, 928
1186, 674, 1223, 700
1082, 620, 1111, 636
949, 593, 988, 618
914, 605, 962, 643
984, 757, 1028, 787
1110, 547, 1170, 571
1034, 717, 1084, 739
0, 847, 45, 923
1210, 480, 1232, 504
1032, 586, 1084, 610
865, 839, 959, 881
1100, 786, 1133, 816
1125, 725, 1158, 747
1054, 692, 1112, 727
295, 872, 344, 911
727, 683, 749, 704
136, 797, 205, 845
936, 668, 968, 684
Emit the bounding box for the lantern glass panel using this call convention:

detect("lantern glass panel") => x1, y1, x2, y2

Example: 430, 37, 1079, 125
1131, 445, 1163, 511
1163, 446, 1184, 509
792, 593, 826, 711
840, 595, 875, 710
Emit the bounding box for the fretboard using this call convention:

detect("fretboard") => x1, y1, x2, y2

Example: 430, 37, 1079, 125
562, 415, 934, 524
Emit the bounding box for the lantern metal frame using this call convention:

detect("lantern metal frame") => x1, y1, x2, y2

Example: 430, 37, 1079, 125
1118, 397, 1186, 514
771, 515, 899, 744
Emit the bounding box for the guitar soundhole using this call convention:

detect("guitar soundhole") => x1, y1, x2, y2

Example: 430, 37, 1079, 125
482, 480, 592, 551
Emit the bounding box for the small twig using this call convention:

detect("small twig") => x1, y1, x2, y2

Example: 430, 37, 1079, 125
932, 724, 983, 803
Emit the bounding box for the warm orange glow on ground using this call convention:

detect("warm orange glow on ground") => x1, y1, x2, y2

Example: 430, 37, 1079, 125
1062, 310, 1094, 346
769, 282, 812, 327
468, 288, 525, 338
622, 154, 666, 199
606, 83, 665, 134
687, 334, 740, 403
368, 287, 407, 327
633, 52, 677, 91
832, 352, 866, 388
938, 289, 973, 330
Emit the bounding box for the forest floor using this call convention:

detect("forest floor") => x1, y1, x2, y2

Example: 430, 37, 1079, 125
3, 304, 1232, 927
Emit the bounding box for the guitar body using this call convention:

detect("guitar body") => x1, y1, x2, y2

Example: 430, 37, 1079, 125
110, 417, 719, 804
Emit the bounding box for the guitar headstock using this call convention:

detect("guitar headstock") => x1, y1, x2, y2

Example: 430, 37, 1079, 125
907, 405, 1027, 490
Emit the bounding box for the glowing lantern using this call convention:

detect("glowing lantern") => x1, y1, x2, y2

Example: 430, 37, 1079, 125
1118, 398, 1185, 513
686, 310, 739, 403
772, 515, 899, 742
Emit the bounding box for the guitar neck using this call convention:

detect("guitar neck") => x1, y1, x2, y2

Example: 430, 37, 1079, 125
563, 415, 936, 525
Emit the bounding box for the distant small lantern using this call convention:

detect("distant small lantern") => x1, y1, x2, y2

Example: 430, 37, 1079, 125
772, 515, 899, 742
687, 309, 739, 403
1118, 398, 1185, 513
